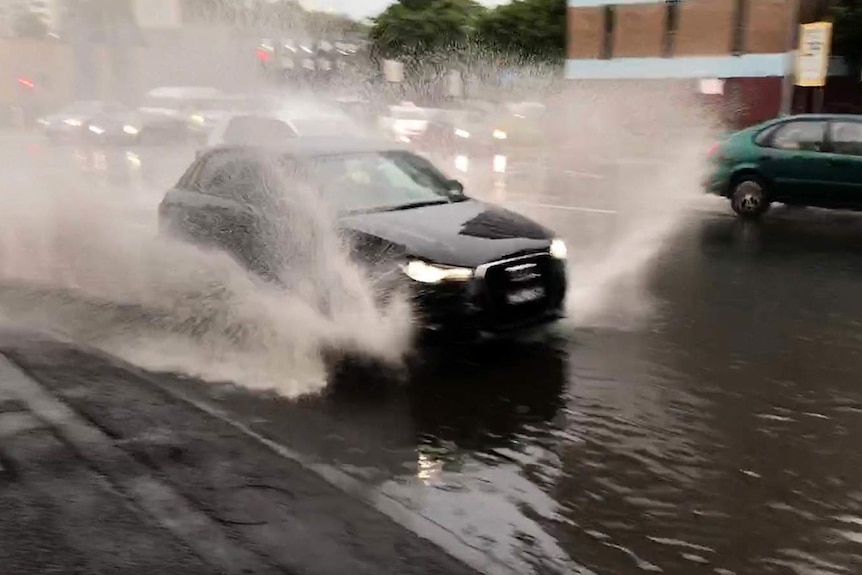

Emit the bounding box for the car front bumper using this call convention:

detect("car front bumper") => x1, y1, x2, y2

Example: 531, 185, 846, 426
410, 253, 568, 341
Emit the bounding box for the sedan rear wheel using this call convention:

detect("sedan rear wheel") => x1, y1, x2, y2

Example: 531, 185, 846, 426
730, 177, 770, 219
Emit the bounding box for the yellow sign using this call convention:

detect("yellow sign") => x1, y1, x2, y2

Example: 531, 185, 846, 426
795, 22, 833, 87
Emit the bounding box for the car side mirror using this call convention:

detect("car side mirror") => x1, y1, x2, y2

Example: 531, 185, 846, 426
446, 179, 464, 194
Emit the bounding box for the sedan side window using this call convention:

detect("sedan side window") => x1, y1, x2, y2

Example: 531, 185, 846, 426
829, 122, 862, 157
770, 121, 826, 152
194, 152, 265, 204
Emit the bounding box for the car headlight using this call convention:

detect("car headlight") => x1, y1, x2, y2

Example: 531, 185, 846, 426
189, 114, 204, 126
402, 260, 473, 284
493, 129, 507, 140
123, 125, 139, 135
88, 125, 105, 135
64, 118, 82, 127
550, 239, 567, 260
455, 128, 470, 138
37, 118, 49, 126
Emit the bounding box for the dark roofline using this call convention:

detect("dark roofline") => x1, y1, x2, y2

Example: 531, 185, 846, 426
199, 136, 408, 159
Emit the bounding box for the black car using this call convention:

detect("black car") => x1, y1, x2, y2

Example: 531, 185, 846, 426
158, 137, 568, 338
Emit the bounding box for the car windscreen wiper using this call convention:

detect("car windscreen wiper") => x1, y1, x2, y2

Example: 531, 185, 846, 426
379, 199, 452, 212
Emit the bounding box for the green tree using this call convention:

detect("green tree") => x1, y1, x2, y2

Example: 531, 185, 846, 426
369, 0, 486, 62
832, 0, 862, 64
12, 10, 49, 39
475, 0, 566, 62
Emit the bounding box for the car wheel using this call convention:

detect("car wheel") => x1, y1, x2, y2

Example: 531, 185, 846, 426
730, 176, 770, 219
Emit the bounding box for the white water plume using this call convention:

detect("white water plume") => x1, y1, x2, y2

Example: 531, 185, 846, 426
549, 84, 721, 330
0, 148, 413, 396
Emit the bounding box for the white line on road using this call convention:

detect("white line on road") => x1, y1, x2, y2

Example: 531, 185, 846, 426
562, 169, 605, 179
507, 201, 619, 214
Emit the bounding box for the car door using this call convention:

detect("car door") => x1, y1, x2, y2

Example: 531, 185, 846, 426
825, 119, 862, 206
757, 119, 834, 205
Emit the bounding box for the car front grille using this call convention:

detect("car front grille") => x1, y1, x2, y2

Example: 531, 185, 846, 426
476, 252, 564, 330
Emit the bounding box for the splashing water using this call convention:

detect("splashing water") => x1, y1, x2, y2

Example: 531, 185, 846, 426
549, 84, 720, 330
0, 143, 414, 396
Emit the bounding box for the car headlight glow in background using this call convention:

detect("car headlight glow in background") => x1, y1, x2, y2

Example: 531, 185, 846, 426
454, 128, 470, 139
88, 125, 105, 135
123, 125, 140, 135
493, 129, 507, 140
64, 118, 82, 127
403, 260, 473, 283
550, 239, 567, 260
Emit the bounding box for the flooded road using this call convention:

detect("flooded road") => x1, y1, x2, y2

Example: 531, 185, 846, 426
4, 133, 862, 575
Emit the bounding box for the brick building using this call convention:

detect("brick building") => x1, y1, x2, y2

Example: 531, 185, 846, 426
565, 0, 853, 127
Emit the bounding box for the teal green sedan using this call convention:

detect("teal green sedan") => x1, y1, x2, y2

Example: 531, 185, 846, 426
705, 114, 862, 218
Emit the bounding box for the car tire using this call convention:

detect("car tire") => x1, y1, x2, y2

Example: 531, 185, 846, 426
730, 175, 770, 219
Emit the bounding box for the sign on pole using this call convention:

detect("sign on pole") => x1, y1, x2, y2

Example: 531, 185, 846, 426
795, 21, 832, 87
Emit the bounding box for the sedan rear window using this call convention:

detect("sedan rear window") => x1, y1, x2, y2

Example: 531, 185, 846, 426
829, 121, 862, 157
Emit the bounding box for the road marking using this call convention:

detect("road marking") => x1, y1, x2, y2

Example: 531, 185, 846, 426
0, 355, 278, 575
562, 169, 605, 179
507, 201, 618, 214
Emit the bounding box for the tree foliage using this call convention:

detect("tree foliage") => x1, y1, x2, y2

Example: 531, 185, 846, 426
369, 0, 486, 61
832, 0, 862, 63
476, 0, 566, 62
369, 0, 566, 64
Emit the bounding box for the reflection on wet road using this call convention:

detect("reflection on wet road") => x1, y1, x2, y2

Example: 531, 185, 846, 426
6, 134, 862, 575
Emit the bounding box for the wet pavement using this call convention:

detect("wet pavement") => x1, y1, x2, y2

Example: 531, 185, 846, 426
3, 132, 862, 574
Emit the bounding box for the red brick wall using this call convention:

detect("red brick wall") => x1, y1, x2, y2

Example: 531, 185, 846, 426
612, 4, 666, 58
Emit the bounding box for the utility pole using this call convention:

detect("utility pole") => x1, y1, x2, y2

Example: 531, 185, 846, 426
778, 0, 802, 116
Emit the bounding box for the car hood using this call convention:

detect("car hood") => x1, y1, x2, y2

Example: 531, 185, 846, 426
340, 199, 554, 268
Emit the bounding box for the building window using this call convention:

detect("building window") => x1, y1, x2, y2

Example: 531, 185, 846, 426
731, 0, 748, 55
663, 0, 681, 57
601, 5, 615, 60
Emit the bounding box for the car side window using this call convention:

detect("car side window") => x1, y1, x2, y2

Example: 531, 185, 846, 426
194, 152, 265, 204
770, 121, 826, 152
829, 121, 862, 157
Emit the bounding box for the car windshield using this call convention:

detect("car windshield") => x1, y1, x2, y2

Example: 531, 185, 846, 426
286, 151, 463, 214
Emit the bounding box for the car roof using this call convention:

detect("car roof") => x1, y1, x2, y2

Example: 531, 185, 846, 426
766, 113, 862, 125
200, 135, 408, 159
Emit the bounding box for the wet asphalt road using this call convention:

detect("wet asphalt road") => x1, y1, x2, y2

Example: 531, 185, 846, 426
3, 132, 862, 575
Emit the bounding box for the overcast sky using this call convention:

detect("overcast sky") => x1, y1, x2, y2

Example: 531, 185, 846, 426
302, 0, 508, 19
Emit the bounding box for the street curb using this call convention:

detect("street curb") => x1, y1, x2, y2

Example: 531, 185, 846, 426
0, 354, 283, 575
50, 341, 518, 575
134, 370, 522, 575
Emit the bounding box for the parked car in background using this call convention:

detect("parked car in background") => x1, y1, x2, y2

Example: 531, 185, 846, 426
205, 107, 364, 151
37, 100, 130, 143
379, 102, 438, 145
446, 101, 547, 157
705, 114, 862, 219
83, 86, 229, 145
187, 94, 283, 143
